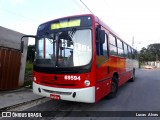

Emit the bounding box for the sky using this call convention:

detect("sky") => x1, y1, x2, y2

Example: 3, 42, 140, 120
0, 0, 160, 51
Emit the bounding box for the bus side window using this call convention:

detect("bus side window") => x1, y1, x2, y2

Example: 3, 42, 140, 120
109, 34, 117, 56
96, 33, 108, 66
135, 50, 138, 59
102, 34, 108, 58
122, 42, 125, 57
117, 38, 124, 57
96, 41, 103, 55
132, 49, 135, 59
127, 46, 130, 58
96, 33, 108, 57
128, 46, 132, 59
124, 43, 128, 58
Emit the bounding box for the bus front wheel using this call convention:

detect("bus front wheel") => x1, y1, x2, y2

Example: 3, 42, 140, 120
107, 77, 118, 99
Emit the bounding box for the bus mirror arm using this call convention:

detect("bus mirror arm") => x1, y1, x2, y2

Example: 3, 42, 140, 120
20, 41, 24, 53
20, 35, 37, 53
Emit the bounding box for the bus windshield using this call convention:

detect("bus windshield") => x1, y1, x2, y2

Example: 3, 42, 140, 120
35, 29, 92, 68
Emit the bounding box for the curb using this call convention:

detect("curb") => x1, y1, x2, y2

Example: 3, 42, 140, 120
0, 97, 45, 112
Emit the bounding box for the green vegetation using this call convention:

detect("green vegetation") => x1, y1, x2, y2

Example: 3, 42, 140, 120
24, 62, 33, 89
25, 62, 33, 76
27, 45, 35, 63
24, 45, 35, 89
24, 80, 32, 89
139, 43, 160, 64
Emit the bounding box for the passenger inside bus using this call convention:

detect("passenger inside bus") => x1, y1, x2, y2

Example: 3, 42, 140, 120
68, 50, 73, 66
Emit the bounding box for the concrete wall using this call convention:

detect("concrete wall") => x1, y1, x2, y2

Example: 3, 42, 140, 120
145, 61, 160, 68
0, 26, 28, 87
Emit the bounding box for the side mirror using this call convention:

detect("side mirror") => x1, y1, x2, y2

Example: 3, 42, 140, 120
96, 27, 105, 44
96, 27, 100, 42
21, 35, 37, 53
100, 30, 105, 44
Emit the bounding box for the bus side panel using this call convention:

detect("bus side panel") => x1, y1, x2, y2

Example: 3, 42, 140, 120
95, 56, 119, 102
95, 78, 111, 102
118, 58, 135, 86
117, 57, 127, 86
95, 58, 113, 102
118, 73, 127, 86
118, 71, 132, 86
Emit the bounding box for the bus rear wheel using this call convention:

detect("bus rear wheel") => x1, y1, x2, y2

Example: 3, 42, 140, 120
129, 69, 135, 82
107, 77, 118, 99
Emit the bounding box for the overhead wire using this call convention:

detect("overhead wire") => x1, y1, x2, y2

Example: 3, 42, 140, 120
79, 0, 94, 14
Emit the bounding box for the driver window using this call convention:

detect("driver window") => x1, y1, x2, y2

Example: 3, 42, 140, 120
96, 33, 108, 66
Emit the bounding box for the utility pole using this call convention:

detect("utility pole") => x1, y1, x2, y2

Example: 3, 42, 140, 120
132, 36, 134, 47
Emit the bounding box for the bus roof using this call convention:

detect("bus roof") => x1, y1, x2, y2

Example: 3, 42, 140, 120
39, 14, 135, 50
93, 15, 134, 50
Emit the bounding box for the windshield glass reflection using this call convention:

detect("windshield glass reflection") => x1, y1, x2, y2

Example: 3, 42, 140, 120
36, 29, 92, 68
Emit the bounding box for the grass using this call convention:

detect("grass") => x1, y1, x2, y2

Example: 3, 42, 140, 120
25, 62, 33, 74
24, 62, 33, 89
24, 80, 33, 89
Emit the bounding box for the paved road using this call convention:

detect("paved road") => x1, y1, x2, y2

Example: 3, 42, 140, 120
2, 69, 160, 120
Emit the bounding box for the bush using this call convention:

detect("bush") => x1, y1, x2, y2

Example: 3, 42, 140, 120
24, 62, 33, 88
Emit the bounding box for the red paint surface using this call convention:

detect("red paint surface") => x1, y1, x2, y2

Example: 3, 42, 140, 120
33, 14, 138, 102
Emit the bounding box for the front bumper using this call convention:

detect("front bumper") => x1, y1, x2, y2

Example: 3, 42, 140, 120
33, 82, 95, 103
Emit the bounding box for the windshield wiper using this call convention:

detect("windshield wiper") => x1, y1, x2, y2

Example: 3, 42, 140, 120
69, 27, 77, 38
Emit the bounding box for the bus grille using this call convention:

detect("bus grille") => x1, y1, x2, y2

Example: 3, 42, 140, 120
42, 89, 72, 95
39, 74, 76, 86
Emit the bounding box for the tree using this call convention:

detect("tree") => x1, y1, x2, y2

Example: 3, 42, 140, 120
139, 43, 160, 63
147, 44, 160, 61
27, 45, 35, 63
139, 47, 147, 62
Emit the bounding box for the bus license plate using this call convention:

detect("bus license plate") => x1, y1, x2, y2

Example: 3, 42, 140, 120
50, 94, 60, 100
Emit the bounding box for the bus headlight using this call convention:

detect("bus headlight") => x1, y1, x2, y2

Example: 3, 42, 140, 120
84, 80, 90, 86
33, 76, 36, 82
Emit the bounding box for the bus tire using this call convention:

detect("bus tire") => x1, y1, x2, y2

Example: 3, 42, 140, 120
107, 77, 118, 99
129, 69, 135, 82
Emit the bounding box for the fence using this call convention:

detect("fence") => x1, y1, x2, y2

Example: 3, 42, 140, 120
0, 47, 21, 90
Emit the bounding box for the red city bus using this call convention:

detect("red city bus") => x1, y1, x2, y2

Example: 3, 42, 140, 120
21, 14, 138, 103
